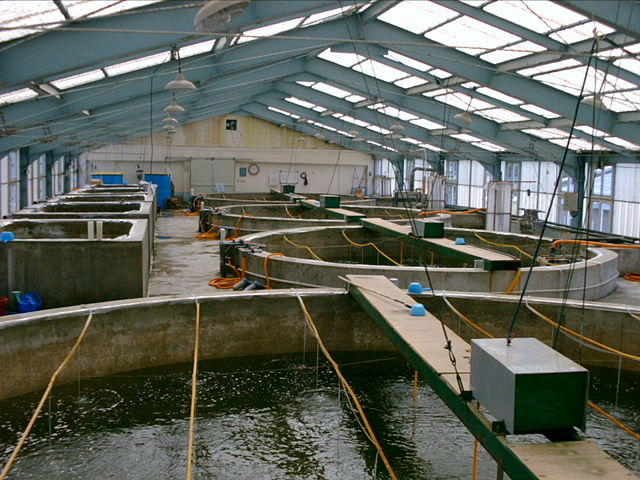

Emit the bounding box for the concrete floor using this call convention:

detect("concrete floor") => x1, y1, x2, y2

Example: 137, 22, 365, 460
148, 211, 640, 304
148, 211, 221, 297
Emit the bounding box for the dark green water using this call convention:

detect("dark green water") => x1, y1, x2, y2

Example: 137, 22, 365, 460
0, 354, 637, 479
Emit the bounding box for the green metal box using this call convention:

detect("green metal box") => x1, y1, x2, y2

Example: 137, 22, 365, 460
319, 195, 341, 208
411, 219, 444, 238
281, 184, 295, 194
470, 338, 588, 435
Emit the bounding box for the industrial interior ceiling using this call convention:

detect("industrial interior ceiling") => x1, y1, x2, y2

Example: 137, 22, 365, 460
0, 0, 639, 178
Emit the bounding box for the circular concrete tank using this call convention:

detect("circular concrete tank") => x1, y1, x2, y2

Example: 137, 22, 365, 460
233, 226, 619, 300
201, 192, 376, 208
200, 204, 419, 235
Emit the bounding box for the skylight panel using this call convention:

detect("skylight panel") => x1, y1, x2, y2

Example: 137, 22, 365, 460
483, 1, 586, 34
312, 105, 327, 113
476, 87, 522, 105
310, 82, 352, 99
425, 16, 522, 56
237, 17, 303, 44
367, 125, 393, 135
104, 51, 170, 76
474, 108, 530, 123
411, 118, 444, 130
81, 1, 163, 18
423, 88, 449, 97
379, 106, 418, 121
302, 5, 352, 27
451, 133, 482, 142
333, 114, 369, 127
179, 40, 216, 58
520, 104, 560, 119
317, 48, 365, 68
548, 137, 609, 151
421, 143, 445, 152
474, 141, 506, 152
401, 137, 422, 145
522, 128, 568, 139
378, 1, 459, 35
0, 88, 38, 105
535, 67, 636, 97
395, 76, 428, 88
434, 92, 495, 111
296, 81, 316, 87
345, 94, 366, 103
605, 137, 640, 151
614, 58, 640, 76
549, 22, 615, 45
0, 1, 64, 43
50, 69, 105, 90
285, 97, 316, 109
429, 68, 452, 79
480, 41, 546, 64
517, 59, 581, 77
353, 60, 410, 83
384, 51, 433, 72
601, 90, 640, 112
575, 125, 607, 137
268, 106, 299, 119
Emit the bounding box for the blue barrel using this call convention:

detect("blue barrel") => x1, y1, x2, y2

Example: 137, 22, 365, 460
145, 173, 172, 210
92, 172, 124, 184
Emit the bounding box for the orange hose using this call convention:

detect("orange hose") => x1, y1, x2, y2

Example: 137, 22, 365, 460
623, 272, 640, 282
264, 253, 284, 289
208, 258, 247, 289
419, 208, 485, 216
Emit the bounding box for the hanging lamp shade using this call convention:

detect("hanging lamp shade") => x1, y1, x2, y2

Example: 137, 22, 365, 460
347, 129, 359, 137
454, 111, 473, 125
165, 71, 196, 91
163, 115, 178, 124
314, 132, 325, 140
194, 0, 250, 31
164, 126, 177, 134
164, 98, 185, 113
353, 136, 365, 142
582, 94, 607, 110
390, 123, 404, 132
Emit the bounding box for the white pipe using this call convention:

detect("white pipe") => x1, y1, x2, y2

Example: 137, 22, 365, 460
87, 221, 95, 240
96, 221, 103, 240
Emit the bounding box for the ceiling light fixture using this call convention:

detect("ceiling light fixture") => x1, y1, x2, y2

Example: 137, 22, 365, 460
581, 94, 607, 110
164, 95, 185, 113
165, 49, 196, 91
347, 129, 359, 137
314, 132, 325, 140
163, 115, 178, 124
194, 0, 251, 31
390, 122, 404, 132
454, 94, 474, 125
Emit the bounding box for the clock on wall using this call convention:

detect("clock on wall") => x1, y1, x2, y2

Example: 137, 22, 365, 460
248, 163, 260, 175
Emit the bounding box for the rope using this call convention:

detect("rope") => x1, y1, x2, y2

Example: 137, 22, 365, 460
552, 239, 640, 249
264, 253, 284, 289
503, 269, 522, 295
283, 235, 324, 261
186, 301, 200, 480
196, 225, 219, 240
341, 230, 402, 266
441, 298, 640, 441
231, 214, 254, 239
295, 294, 398, 480
0, 312, 95, 480
285, 206, 301, 219
418, 208, 485, 216
588, 401, 640, 441
442, 295, 495, 339
623, 272, 640, 282
525, 302, 640, 362
474, 233, 555, 266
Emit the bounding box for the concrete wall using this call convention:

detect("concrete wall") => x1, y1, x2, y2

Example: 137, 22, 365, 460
237, 226, 619, 300
83, 115, 375, 200
0, 219, 149, 309
0, 290, 395, 400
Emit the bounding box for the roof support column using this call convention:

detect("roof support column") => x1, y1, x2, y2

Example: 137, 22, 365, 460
18, 148, 29, 209
571, 156, 586, 229
63, 154, 73, 193
45, 151, 54, 198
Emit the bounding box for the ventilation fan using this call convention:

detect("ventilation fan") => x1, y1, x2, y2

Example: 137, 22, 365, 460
194, 0, 251, 31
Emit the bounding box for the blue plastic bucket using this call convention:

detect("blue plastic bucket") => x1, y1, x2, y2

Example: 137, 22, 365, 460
17, 292, 42, 313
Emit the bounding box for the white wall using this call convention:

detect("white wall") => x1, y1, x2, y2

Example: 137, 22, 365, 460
83, 115, 374, 199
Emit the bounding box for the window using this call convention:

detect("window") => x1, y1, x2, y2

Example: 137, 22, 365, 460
445, 160, 458, 205
1, 151, 20, 216
225, 119, 237, 131
503, 161, 521, 215
587, 165, 613, 232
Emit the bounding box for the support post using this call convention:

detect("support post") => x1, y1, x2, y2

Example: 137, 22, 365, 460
45, 151, 54, 198
571, 156, 586, 229
63, 153, 73, 193
18, 147, 29, 209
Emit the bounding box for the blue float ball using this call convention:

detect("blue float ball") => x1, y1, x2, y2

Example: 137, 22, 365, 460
409, 303, 426, 316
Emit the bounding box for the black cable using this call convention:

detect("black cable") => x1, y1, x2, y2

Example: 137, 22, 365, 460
506, 38, 600, 344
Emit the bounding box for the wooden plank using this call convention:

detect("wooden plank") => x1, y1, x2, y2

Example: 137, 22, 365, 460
361, 217, 520, 271
510, 441, 635, 480
300, 200, 365, 222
